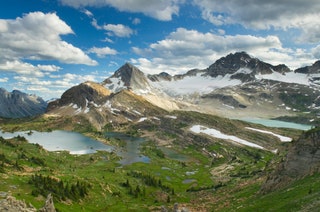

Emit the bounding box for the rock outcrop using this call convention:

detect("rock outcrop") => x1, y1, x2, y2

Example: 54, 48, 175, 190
261, 128, 320, 193
0, 195, 36, 212
0, 194, 56, 212
39, 194, 56, 212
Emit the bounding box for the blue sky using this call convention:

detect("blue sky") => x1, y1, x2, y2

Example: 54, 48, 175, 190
0, 0, 320, 100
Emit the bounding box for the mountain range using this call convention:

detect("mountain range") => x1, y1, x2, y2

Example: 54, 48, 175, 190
2, 51, 320, 125
45, 51, 320, 128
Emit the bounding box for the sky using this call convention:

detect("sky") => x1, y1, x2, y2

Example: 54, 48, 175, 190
0, 0, 320, 100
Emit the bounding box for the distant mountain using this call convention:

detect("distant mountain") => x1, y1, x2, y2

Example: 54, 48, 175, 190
295, 60, 320, 74
205, 51, 291, 81
0, 88, 47, 118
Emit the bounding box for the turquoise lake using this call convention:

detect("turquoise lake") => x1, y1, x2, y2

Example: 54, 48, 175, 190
239, 118, 313, 130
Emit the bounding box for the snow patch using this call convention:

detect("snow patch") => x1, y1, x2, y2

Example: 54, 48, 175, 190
133, 110, 142, 115
165, 115, 177, 119
245, 127, 292, 142
104, 77, 125, 93
138, 117, 148, 122
256, 72, 311, 86
190, 125, 265, 149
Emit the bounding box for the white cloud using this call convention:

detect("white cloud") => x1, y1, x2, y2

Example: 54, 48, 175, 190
132, 28, 315, 75
88, 46, 118, 58
194, 0, 320, 43
13, 72, 100, 100
132, 18, 141, 25
0, 60, 62, 77
59, 0, 181, 21
103, 24, 134, 37
0, 77, 8, 82
102, 37, 114, 43
81, 8, 93, 17
37, 65, 61, 72
311, 45, 320, 59
0, 11, 97, 71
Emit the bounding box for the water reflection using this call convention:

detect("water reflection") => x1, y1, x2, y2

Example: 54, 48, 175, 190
105, 132, 150, 165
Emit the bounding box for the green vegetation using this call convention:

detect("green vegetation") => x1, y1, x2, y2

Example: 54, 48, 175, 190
29, 174, 90, 201
0, 111, 314, 211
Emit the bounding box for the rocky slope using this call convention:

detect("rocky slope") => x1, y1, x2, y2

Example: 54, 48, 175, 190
0, 193, 55, 212
46, 81, 166, 130
0, 88, 47, 118
261, 127, 320, 193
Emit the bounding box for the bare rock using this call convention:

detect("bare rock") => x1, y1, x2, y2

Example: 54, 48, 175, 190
38, 193, 56, 212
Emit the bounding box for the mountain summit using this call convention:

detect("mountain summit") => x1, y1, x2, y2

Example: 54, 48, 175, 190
102, 63, 150, 93
205, 52, 290, 81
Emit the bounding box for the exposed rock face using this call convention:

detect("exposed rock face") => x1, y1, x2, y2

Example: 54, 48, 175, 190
103, 62, 150, 92
204, 52, 290, 81
261, 128, 320, 193
0, 195, 36, 212
0, 88, 47, 118
148, 72, 173, 82
0, 194, 56, 212
295, 60, 320, 74
47, 81, 111, 111
39, 193, 56, 212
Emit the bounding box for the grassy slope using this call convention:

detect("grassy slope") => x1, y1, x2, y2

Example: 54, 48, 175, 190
0, 111, 313, 211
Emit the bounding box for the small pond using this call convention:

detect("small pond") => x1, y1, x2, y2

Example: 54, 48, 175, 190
159, 146, 190, 162
105, 132, 150, 165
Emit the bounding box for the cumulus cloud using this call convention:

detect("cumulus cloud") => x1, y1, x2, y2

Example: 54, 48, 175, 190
13, 72, 99, 100
0, 11, 97, 75
132, 28, 313, 75
194, 0, 320, 43
0, 60, 61, 77
103, 24, 134, 37
88, 46, 118, 58
0, 77, 8, 82
59, 0, 181, 21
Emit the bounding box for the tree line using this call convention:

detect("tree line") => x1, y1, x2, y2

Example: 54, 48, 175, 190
29, 174, 91, 202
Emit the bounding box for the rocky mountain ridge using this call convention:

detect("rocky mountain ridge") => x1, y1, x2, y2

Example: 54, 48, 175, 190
46, 51, 320, 127
101, 52, 320, 118
0, 88, 47, 118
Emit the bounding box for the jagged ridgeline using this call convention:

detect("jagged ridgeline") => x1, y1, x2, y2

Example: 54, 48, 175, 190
0, 88, 47, 118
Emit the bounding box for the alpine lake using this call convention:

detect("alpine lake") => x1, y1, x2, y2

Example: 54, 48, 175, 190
0, 129, 191, 165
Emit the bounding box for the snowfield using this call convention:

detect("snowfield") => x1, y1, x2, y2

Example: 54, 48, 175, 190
149, 73, 242, 96
190, 125, 265, 149
245, 127, 292, 142
255, 71, 311, 86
